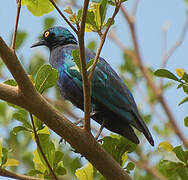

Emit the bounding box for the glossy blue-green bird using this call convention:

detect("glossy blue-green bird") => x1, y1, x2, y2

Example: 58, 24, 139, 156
31, 26, 154, 146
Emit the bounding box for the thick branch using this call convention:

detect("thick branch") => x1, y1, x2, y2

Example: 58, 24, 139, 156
0, 37, 37, 98
0, 36, 131, 180
0, 167, 44, 180
120, 5, 188, 148
78, 0, 91, 131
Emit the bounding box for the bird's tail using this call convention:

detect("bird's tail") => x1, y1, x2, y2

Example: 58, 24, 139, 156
120, 125, 140, 144
132, 111, 154, 146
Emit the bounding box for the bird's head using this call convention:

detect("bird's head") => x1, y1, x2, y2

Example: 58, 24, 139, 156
31, 26, 77, 50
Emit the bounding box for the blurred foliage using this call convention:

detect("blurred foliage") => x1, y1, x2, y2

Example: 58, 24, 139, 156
0, 0, 187, 180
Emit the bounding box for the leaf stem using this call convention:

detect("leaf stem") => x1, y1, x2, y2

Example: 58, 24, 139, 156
29, 113, 58, 180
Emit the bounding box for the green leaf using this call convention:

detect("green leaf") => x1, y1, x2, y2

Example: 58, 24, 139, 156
154, 69, 181, 82
36, 134, 55, 168
158, 141, 173, 152
33, 116, 45, 131
53, 151, 64, 167
3, 158, 19, 167
35, 64, 58, 94
173, 146, 188, 164
182, 84, 188, 94
56, 164, 66, 175
158, 160, 181, 179
87, 40, 97, 51
4, 79, 17, 86
86, 59, 94, 71
13, 111, 32, 129
77, 9, 83, 22
29, 54, 45, 76
1, 148, 8, 166
75, 163, 93, 180
178, 96, 188, 106
13, 31, 27, 50
72, 49, 81, 72
86, 10, 97, 31
12, 126, 31, 135
44, 17, 55, 30
0, 138, 2, 165
104, 17, 115, 27
22, 0, 54, 16
28, 169, 43, 176
184, 117, 188, 127
102, 134, 137, 166
100, 0, 108, 25
125, 162, 135, 173
176, 165, 188, 180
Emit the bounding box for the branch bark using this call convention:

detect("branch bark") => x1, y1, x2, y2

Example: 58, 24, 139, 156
11, 0, 21, 50
78, 0, 91, 132
0, 36, 132, 180
120, 5, 188, 148
88, 1, 122, 82
0, 167, 44, 180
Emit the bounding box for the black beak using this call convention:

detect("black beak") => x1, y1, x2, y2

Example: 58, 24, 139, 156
30, 39, 46, 48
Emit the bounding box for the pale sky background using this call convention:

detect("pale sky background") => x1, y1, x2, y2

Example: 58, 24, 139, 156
0, 0, 188, 179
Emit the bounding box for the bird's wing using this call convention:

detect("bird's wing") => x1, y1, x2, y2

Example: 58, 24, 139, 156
65, 47, 141, 128
63, 46, 153, 145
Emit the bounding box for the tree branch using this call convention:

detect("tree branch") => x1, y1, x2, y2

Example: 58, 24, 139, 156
49, 0, 78, 34
29, 113, 58, 180
120, 5, 188, 148
11, 0, 21, 50
129, 157, 167, 180
88, 1, 122, 82
0, 37, 37, 98
161, 15, 188, 68
78, 0, 91, 132
0, 36, 131, 180
0, 167, 44, 180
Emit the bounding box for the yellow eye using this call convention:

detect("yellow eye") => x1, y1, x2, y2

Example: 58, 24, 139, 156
44, 31, 50, 38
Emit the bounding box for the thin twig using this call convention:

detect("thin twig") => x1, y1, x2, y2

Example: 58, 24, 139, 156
161, 15, 188, 68
88, 1, 122, 82
29, 113, 58, 180
49, 0, 78, 34
129, 157, 167, 180
78, 0, 91, 132
120, 5, 188, 148
131, 0, 139, 16
0, 167, 44, 180
11, 0, 21, 50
